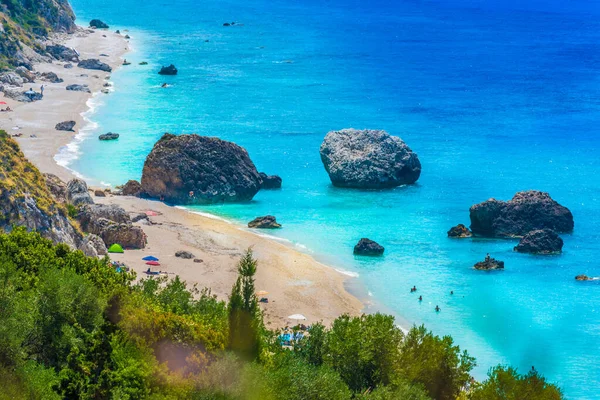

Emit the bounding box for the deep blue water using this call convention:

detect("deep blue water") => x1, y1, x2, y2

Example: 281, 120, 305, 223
65, 0, 600, 397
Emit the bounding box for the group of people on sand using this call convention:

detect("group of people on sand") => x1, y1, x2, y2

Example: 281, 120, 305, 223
411, 285, 452, 313
0, 106, 12, 112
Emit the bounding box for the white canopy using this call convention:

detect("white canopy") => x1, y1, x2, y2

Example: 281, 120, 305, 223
287, 314, 307, 320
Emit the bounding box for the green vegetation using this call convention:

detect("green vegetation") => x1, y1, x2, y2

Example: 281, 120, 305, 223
0, 227, 564, 399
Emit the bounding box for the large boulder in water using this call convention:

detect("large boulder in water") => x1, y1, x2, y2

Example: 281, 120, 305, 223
66, 178, 94, 206
158, 64, 178, 75
89, 19, 109, 29
141, 133, 262, 204
514, 229, 563, 254
320, 129, 421, 189
447, 224, 472, 238
353, 238, 385, 256
470, 191, 574, 238
248, 215, 281, 229
474, 255, 504, 271
259, 172, 282, 189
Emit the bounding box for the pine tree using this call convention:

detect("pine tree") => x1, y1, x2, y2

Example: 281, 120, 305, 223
228, 248, 261, 360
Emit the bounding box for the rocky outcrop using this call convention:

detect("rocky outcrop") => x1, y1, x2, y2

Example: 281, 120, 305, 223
77, 204, 145, 249
66, 84, 91, 93
175, 250, 195, 259
40, 71, 63, 83
141, 133, 262, 204
474, 255, 504, 271
131, 213, 148, 223
43, 173, 67, 203
0, 132, 80, 248
447, 224, 472, 238
0, 72, 24, 87
120, 180, 142, 196
77, 204, 130, 231
15, 67, 35, 83
158, 64, 178, 75
89, 19, 109, 29
470, 191, 574, 238
320, 129, 421, 189
94, 190, 106, 197
77, 59, 112, 72
66, 178, 94, 206
259, 172, 282, 189
353, 238, 385, 256
514, 229, 563, 254
248, 215, 281, 229
98, 132, 119, 140
55, 120, 76, 131
46, 44, 79, 62
78, 233, 107, 257
575, 275, 592, 281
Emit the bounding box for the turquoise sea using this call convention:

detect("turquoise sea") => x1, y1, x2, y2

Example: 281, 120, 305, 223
64, 0, 600, 397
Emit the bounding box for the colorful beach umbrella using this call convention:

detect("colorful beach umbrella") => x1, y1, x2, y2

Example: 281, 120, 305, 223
142, 256, 159, 261
146, 261, 160, 266
108, 243, 124, 253
0, 101, 7, 105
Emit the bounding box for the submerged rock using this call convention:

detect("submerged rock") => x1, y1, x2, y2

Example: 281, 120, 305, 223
141, 133, 262, 204
514, 229, 563, 254
98, 132, 119, 140
176, 250, 195, 259
447, 224, 473, 238
353, 238, 385, 256
55, 120, 76, 131
320, 129, 421, 189
470, 191, 574, 238
90, 19, 109, 29
474, 255, 504, 271
259, 172, 282, 189
78, 59, 112, 72
158, 64, 178, 75
66, 178, 94, 206
248, 215, 281, 229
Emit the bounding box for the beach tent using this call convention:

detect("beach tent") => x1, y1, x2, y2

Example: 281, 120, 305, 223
146, 261, 160, 266
287, 314, 306, 320
108, 243, 124, 253
142, 256, 159, 261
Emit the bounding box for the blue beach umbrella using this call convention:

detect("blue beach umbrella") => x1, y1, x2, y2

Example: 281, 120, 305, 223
142, 256, 159, 261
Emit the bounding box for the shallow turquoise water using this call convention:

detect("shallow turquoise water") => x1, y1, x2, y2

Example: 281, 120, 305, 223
66, 0, 600, 397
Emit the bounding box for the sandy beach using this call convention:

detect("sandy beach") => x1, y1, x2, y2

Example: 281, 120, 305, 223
0, 26, 363, 328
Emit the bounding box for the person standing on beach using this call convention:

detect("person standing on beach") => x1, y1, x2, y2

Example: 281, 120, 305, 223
40, 85, 44, 96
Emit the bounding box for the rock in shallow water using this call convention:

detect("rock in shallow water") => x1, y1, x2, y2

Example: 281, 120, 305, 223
474, 255, 504, 271
141, 133, 262, 204
158, 64, 178, 75
98, 132, 119, 140
353, 238, 385, 256
259, 172, 282, 189
248, 215, 281, 229
89, 19, 109, 29
470, 191, 574, 238
514, 229, 563, 254
447, 224, 472, 238
320, 129, 421, 189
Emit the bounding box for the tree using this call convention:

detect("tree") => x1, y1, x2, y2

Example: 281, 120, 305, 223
469, 366, 563, 400
397, 325, 476, 400
228, 249, 261, 360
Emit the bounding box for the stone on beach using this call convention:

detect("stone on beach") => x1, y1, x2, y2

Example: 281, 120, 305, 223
55, 120, 76, 131
78, 58, 112, 72
514, 229, 563, 254
353, 238, 385, 256
320, 129, 421, 189
66, 178, 94, 206
176, 250, 195, 259
15, 66, 36, 83
470, 191, 574, 238
248, 215, 282, 229
94, 190, 106, 197
447, 224, 473, 238
141, 133, 262, 204
40, 71, 63, 83
158, 64, 178, 75
66, 84, 91, 93
46, 44, 79, 62
120, 180, 143, 197
259, 172, 282, 189
0, 72, 24, 87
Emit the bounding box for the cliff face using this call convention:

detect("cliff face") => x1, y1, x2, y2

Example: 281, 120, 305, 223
0, 0, 76, 68
0, 130, 81, 247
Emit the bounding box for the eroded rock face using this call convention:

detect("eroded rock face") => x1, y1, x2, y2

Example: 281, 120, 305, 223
158, 64, 178, 75
141, 133, 262, 204
514, 229, 563, 254
120, 180, 142, 196
248, 215, 281, 229
320, 129, 421, 189
447, 224, 473, 238
46, 44, 79, 62
66, 178, 93, 206
78, 59, 112, 72
78, 233, 107, 257
43, 173, 67, 203
55, 120, 76, 131
470, 191, 574, 238
176, 250, 195, 259
259, 172, 282, 189
474, 255, 504, 271
353, 238, 385, 256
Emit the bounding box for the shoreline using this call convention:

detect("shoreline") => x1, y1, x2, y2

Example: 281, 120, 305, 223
0, 25, 364, 328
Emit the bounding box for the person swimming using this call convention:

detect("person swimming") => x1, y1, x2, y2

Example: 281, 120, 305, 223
418, 295, 422, 301
410, 285, 417, 292
450, 291, 454, 295
435, 305, 441, 312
